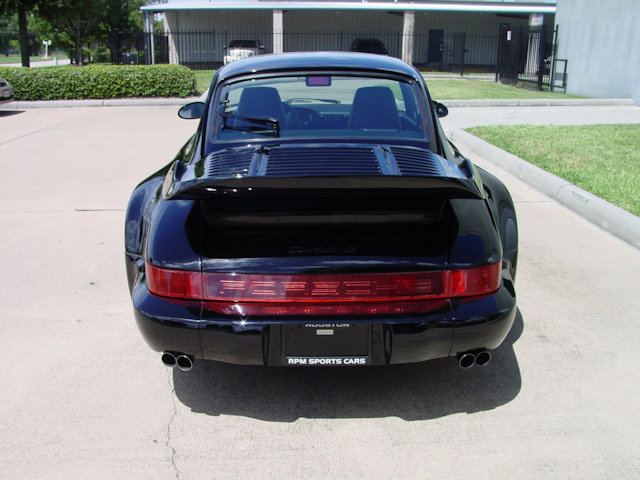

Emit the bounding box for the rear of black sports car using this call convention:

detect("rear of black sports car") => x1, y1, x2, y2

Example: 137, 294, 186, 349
125, 53, 517, 370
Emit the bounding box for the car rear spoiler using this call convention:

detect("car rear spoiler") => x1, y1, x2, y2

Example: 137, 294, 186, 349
162, 144, 485, 200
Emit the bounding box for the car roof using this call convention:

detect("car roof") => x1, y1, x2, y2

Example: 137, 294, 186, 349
216, 51, 421, 83
352, 38, 385, 44
229, 39, 260, 46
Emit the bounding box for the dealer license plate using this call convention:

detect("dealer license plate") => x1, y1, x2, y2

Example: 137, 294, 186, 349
283, 323, 370, 366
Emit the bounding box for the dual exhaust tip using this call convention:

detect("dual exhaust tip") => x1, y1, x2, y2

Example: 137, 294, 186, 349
162, 352, 194, 371
458, 350, 492, 369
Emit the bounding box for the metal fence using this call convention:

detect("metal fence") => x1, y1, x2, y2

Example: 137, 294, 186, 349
109, 30, 501, 72
496, 24, 566, 91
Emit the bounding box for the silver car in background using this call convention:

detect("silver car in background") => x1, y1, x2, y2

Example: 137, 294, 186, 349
0, 77, 15, 105
223, 40, 264, 66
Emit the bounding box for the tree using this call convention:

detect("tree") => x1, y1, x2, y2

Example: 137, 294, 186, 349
104, 0, 146, 32
37, 0, 107, 66
0, 0, 49, 67
1, 0, 147, 67
37, 0, 145, 66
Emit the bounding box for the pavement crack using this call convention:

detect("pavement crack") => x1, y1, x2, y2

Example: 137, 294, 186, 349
75, 208, 126, 212
0, 113, 84, 147
166, 370, 182, 480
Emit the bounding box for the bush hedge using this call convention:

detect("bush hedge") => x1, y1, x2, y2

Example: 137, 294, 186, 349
0, 64, 196, 100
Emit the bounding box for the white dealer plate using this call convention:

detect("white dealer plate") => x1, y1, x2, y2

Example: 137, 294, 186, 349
286, 356, 368, 366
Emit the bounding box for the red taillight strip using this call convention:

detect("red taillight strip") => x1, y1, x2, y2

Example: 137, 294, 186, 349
146, 261, 501, 312
202, 299, 450, 316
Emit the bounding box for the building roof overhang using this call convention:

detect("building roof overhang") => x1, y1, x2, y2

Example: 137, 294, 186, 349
141, 1, 556, 15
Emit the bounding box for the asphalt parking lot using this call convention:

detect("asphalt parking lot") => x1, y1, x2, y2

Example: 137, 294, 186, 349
1, 105, 640, 479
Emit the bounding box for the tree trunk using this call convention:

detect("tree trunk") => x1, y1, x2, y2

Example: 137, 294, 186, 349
18, 5, 30, 68
75, 18, 83, 66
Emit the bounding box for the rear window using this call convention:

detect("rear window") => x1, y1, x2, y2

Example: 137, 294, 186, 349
208, 74, 431, 149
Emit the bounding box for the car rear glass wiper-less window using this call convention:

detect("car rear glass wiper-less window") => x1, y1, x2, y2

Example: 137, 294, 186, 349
221, 113, 280, 137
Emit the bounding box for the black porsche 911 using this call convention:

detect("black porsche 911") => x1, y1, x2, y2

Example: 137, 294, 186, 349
125, 52, 517, 371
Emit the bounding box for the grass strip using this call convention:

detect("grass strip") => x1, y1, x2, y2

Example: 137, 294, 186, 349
467, 124, 640, 216
193, 69, 216, 95
428, 78, 584, 100
192, 72, 583, 100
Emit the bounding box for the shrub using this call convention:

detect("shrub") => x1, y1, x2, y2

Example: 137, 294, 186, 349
66, 47, 93, 64
92, 46, 111, 63
0, 64, 196, 100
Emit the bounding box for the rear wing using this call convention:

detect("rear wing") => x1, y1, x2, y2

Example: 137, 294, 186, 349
162, 144, 485, 200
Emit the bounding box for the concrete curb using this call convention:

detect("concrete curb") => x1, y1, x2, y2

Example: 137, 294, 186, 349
3, 97, 202, 109
440, 98, 636, 107
3, 96, 634, 109
448, 128, 640, 250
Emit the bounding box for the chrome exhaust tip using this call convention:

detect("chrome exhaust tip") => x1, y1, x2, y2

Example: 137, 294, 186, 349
176, 354, 194, 372
458, 352, 476, 369
161, 352, 177, 368
475, 350, 492, 367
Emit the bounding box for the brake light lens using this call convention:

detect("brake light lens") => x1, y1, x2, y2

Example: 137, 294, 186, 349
146, 261, 501, 315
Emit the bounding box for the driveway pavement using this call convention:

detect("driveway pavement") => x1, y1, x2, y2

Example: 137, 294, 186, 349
1, 105, 639, 479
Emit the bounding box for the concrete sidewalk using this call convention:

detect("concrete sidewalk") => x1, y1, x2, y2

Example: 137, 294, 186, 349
3, 96, 203, 109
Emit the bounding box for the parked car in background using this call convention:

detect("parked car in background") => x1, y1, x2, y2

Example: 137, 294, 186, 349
0, 77, 15, 105
223, 39, 265, 65
126, 52, 518, 372
350, 38, 388, 55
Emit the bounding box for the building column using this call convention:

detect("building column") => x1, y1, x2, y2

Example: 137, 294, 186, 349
401, 10, 415, 64
165, 12, 179, 65
144, 11, 155, 65
273, 9, 283, 54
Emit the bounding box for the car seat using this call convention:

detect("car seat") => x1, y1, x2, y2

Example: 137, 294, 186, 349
236, 86, 286, 126
349, 86, 400, 130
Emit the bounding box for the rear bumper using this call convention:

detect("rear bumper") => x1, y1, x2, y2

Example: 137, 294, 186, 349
132, 275, 516, 366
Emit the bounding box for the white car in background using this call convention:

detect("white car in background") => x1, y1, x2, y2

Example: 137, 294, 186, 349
0, 76, 15, 105
223, 40, 264, 66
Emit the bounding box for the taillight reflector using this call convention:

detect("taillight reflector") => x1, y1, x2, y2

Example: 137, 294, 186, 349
145, 261, 501, 315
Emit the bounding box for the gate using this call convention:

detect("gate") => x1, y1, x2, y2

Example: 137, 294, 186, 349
496, 24, 566, 91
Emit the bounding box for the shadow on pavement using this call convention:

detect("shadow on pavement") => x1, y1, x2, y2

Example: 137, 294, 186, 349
0, 110, 24, 117
173, 309, 523, 421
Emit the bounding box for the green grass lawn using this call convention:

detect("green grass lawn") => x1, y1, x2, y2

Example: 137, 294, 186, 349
467, 124, 640, 216
0, 54, 67, 64
428, 78, 584, 100
191, 70, 582, 100
193, 69, 216, 95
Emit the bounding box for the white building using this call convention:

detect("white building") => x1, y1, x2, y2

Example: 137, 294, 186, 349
141, 0, 556, 69
555, 0, 640, 103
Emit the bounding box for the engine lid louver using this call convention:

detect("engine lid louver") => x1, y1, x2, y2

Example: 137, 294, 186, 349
205, 144, 451, 179
390, 146, 446, 176
206, 147, 255, 178
265, 147, 381, 176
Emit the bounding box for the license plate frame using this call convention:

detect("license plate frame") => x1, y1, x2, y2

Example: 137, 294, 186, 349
282, 322, 371, 366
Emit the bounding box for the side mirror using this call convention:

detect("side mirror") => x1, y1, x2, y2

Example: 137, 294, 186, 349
178, 102, 205, 120
433, 101, 449, 118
